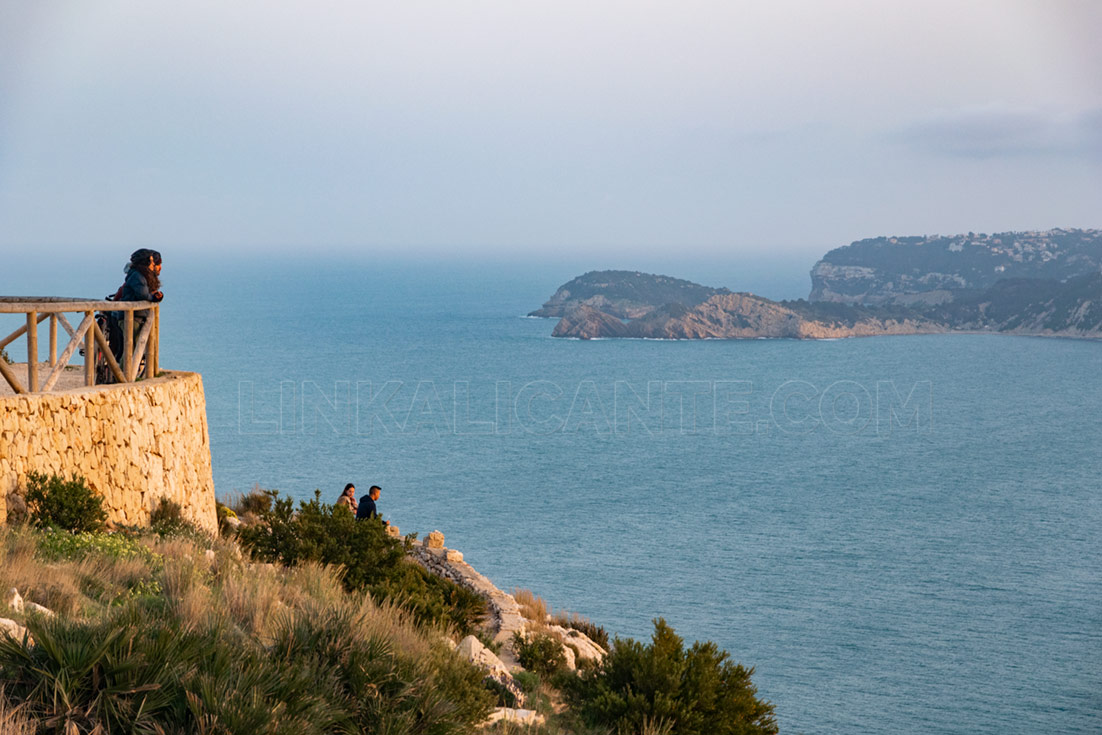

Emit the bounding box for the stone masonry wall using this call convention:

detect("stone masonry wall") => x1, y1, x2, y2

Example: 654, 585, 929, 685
0, 371, 217, 533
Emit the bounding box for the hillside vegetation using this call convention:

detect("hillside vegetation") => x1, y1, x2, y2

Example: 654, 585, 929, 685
0, 477, 777, 735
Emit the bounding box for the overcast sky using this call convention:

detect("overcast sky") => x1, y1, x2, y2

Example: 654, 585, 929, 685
2, 0, 1100, 264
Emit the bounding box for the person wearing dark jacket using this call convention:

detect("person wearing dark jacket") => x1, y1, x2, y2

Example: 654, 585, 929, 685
109, 249, 164, 371
355, 486, 383, 522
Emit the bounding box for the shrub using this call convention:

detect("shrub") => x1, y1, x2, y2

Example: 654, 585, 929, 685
512, 632, 566, 677
511, 670, 541, 695
564, 618, 777, 735
237, 490, 487, 634
216, 501, 238, 537
231, 486, 272, 517
23, 472, 107, 533
0, 348, 11, 365
483, 676, 519, 708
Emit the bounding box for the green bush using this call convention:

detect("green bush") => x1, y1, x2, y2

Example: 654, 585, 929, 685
511, 670, 541, 695
564, 618, 777, 735
149, 498, 208, 542
513, 632, 567, 677
237, 490, 487, 635
23, 472, 108, 533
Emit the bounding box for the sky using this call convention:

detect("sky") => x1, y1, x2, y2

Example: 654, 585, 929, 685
1, 0, 1100, 269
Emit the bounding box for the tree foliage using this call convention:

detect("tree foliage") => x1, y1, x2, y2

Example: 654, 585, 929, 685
565, 618, 777, 735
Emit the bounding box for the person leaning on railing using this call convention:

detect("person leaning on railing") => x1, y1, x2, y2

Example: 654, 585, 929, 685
109, 249, 163, 364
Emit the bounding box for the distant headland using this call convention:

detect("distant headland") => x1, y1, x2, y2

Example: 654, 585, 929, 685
533, 229, 1102, 339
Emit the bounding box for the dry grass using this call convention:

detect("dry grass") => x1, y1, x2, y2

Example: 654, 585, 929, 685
513, 588, 549, 629
0, 692, 34, 735
220, 562, 286, 641
0, 529, 159, 618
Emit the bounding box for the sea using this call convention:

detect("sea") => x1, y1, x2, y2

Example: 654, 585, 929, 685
11, 255, 1102, 734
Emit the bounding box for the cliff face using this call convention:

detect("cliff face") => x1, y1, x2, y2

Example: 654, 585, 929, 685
809, 228, 1102, 305
927, 271, 1102, 337
530, 270, 727, 319
554, 293, 944, 340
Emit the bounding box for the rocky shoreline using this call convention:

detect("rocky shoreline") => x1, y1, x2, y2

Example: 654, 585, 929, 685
409, 529, 608, 728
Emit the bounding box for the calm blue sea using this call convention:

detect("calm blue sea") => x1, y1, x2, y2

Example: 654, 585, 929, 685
13, 256, 1102, 734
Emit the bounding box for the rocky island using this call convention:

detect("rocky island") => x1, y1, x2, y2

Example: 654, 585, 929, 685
537, 229, 1102, 339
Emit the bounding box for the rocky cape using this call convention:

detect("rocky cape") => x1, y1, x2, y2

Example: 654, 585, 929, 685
541, 230, 1102, 340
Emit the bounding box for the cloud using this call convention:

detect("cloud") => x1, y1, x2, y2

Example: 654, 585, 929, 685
891, 105, 1102, 159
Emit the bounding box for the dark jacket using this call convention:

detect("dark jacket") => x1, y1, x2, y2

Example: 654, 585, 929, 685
112, 266, 159, 324
355, 496, 377, 520
120, 265, 156, 302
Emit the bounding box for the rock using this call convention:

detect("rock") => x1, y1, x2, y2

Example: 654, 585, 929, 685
445, 549, 464, 562
0, 617, 29, 643
25, 601, 54, 617
424, 530, 445, 549
224, 515, 242, 530
485, 708, 545, 727
560, 641, 576, 670
5, 492, 26, 523
457, 635, 510, 678
552, 305, 631, 339
386, 524, 401, 538
548, 624, 606, 662
5, 587, 23, 614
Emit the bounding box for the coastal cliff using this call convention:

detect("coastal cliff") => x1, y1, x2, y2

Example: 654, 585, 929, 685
552, 292, 942, 339
809, 228, 1102, 305
540, 229, 1102, 340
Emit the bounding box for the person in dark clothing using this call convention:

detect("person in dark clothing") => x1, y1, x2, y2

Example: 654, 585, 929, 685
355, 485, 383, 521
109, 249, 164, 371
120, 249, 164, 304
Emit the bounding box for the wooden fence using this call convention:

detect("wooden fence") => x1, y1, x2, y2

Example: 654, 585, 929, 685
0, 297, 159, 394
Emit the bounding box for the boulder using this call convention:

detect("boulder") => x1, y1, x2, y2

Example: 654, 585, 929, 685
560, 641, 576, 671
424, 530, 445, 549
484, 708, 545, 727
5, 587, 23, 614
458, 635, 526, 707
0, 617, 29, 643
25, 601, 54, 617
548, 624, 606, 662
457, 635, 509, 678
445, 549, 464, 563
5, 492, 26, 523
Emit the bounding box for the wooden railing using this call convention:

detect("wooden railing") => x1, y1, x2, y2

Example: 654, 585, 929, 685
0, 297, 159, 394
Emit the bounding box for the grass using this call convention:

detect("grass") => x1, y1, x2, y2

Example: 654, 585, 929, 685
0, 525, 495, 734
514, 587, 550, 628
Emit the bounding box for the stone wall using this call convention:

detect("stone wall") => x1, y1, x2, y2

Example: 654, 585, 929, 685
0, 371, 217, 532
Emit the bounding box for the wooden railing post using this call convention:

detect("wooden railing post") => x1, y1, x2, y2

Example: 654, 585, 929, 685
153, 305, 159, 376
145, 306, 158, 378
123, 309, 134, 381
49, 314, 58, 366
26, 311, 38, 392
85, 311, 95, 386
